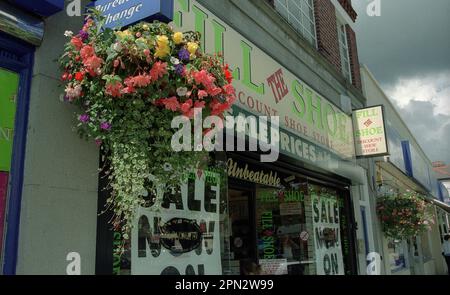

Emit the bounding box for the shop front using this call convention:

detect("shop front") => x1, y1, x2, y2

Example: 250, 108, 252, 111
94, 0, 367, 275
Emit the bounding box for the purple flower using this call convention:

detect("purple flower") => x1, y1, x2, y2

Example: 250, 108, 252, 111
178, 49, 190, 61
79, 30, 89, 41
79, 114, 90, 123
95, 139, 102, 147
100, 122, 111, 130
175, 64, 185, 76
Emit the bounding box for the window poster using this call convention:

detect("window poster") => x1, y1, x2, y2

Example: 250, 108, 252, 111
311, 193, 345, 275
131, 170, 222, 275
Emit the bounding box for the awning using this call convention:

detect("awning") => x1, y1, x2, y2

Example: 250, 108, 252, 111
0, 1, 44, 45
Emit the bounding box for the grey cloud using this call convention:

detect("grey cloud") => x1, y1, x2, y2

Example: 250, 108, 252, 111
395, 100, 450, 163
353, 0, 450, 85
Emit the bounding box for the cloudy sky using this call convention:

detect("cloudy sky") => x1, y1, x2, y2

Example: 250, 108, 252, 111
352, 0, 450, 164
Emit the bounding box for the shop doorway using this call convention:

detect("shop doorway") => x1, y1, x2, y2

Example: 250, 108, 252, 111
226, 158, 358, 275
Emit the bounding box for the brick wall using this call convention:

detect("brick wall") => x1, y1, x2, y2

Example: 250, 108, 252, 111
313, 0, 342, 74
345, 24, 362, 90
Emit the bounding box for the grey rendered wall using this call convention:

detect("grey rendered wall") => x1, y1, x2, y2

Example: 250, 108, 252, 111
16, 1, 99, 275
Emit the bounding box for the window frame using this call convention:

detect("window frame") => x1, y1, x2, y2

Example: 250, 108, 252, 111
336, 14, 352, 83
273, 0, 318, 49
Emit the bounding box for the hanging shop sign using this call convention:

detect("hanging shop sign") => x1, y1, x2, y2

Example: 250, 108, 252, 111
352, 105, 389, 157
131, 170, 222, 275
0, 172, 8, 254
172, 0, 355, 160
91, 0, 173, 29
311, 193, 344, 275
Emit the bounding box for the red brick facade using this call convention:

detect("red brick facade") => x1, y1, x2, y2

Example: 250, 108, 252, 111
345, 24, 362, 90
313, 0, 342, 74
338, 0, 358, 22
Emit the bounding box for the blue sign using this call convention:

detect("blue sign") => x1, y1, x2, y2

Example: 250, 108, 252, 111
90, 0, 174, 29
8, 0, 64, 17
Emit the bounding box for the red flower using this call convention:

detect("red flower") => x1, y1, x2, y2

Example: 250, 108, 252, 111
207, 86, 222, 97
131, 74, 151, 88
80, 45, 94, 60
197, 90, 208, 100
224, 64, 233, 83
83, 55, 103, 73
105, 81, 123, 98
194, 101, 206, 109
150, 61, 168, 81
223, 84, 235, 96
160, 97, 180, 112
75, 72, 84, 81
71, 37, 83, 51
181, 99, 193, 114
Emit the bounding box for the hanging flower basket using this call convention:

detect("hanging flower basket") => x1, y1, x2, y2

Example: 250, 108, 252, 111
376, 191, 434, 240
58, 11, 236, 242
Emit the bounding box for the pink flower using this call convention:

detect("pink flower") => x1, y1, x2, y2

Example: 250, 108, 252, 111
105, 81, 123, 98
65, 84, 82, 100
193, 70, 216, 89
80, 45, 94, 60
194, 101, 206, 109
150, 61, 168, 81
131, 74, 151, 88
71, 37, 83, 51
223, 84, 235, 96
207, 86, 222, 96
83, 55, 103, 73
197, 90, 208, 100
181, 99, 193, 114
160, 97, 180, 111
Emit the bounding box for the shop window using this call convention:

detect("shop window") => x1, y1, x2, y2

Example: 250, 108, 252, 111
274, 0, 317, 47
336, 17, 352, 83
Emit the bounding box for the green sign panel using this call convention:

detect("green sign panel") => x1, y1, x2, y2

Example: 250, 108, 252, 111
0, 68, 19, 172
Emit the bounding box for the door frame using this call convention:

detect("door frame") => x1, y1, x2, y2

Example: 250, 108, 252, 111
0, 31, 34, 275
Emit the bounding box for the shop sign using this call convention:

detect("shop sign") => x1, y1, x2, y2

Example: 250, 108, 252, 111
0, 172, 8, 254
311, 193, 344, 275
231, 106, 342, 170
259, 259, 288, 275
91, 0, 173, 29
227, 158, 281, 187
132, 170, 221, 275
173, 1, 355, 160
352, 105, 388, 157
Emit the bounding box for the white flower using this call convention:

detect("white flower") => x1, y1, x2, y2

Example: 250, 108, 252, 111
112, 42, 123, 52
64, 30, 73, 37
176, 87, 188, 97
170, 57, 180, 65
163, 163, 173, 172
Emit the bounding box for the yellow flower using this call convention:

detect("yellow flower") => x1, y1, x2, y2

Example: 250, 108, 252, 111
142, 24, 149, 31
157, 35, 169, 47
116, 29, 133, 40
173, 32, 184, 44
154, 45, 170, 59
187, 42, 199, 55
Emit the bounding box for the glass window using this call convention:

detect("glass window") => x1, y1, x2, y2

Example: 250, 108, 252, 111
336, 18, 352, 83
274, 0, 317, 47
387, 239, 407, 273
